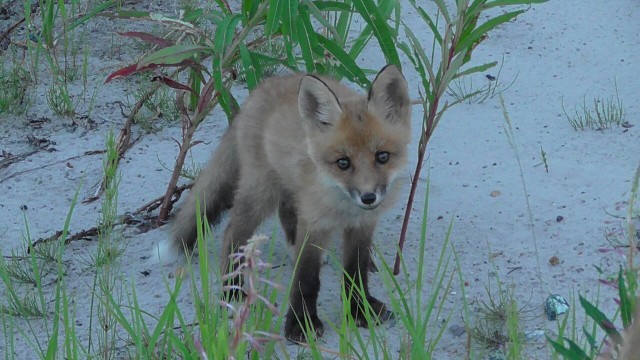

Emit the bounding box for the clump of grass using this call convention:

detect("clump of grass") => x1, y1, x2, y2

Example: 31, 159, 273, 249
562, 88, 626, 131
0, 55, 31, 114
447, 59, 517, 104
129, 82, 181, 132
0, 211, 60, 319
469, 280, 528, 357
46, 81, 77, 117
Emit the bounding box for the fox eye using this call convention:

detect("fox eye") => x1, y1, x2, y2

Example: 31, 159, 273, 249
336, 157, 351, 170
376, 151, 390, 164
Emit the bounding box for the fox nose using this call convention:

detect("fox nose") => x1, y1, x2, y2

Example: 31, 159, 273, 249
360, 192, 377, 205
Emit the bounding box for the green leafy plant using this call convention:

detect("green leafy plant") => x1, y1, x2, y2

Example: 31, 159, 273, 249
395, 0, 549, 274
104, 0, 402, 225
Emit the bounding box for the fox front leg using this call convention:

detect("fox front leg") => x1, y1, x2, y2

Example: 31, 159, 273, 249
284, 228, 327, 342
343, 224, 393, 327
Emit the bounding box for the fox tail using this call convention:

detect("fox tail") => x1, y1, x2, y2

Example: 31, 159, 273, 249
156, 130, 238, 263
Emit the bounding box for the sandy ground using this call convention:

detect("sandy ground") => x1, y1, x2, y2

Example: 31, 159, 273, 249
1, 0, 639, 358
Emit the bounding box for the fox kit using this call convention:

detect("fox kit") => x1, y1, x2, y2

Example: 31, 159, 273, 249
168, 65, 411, 341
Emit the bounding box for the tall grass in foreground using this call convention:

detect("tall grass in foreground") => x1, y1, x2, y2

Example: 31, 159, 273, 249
548, 163, 640, 359
101, 176, 461, 358
0, 170, 461, 359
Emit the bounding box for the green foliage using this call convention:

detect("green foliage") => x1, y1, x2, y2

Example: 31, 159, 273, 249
0, 54, 31, 115
548, 163, 640, 359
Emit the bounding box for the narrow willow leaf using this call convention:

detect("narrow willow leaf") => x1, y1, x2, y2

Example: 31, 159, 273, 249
404, 27, 436, 87
213, 14, 242, 56
485, 0, 548, 8
265, 0, 284, 35
239, 44, 259, 90
432, 0, 451, 22
242, 0, 260, 21
618, 269, 633, 328
61, 0, 118, 39
282, 0, 298, 41
457, 10, 524, 52
546, 336, 590, 359
335, 2, 353, 46
316, 34, 370, 88
295, 12, 319, 73
408, 0, 443, 44
139, 44, 211, 67
439, 51, 466, 94
303, 0, 343, 45
453, 61, 497, 79
313, 1, 352, 11
579, 295, 622, 344
352, 0, 400, 66
348, 0, 395, 59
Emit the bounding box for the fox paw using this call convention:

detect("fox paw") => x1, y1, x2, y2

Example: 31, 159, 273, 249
284, 311, 324, 342
221, 276, 245, 302
352, 297, 394, 328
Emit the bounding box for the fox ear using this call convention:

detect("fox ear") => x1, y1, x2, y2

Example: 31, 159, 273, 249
367, 65, 410, 124
299, 75, 342, 129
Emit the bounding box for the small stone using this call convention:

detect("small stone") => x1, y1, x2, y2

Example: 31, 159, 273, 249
549, 256, 560, 266
545, 294, 569, 320
556, 215, 564, 222
448, 324, 466, 337
525, 329, 545, 340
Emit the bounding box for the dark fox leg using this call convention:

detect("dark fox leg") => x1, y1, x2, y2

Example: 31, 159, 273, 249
342, 224, 393, 327
278, 190, 297, 246
284, 226, 327, 342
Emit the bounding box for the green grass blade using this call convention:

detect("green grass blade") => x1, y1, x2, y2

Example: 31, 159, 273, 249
58, 1, 118, 41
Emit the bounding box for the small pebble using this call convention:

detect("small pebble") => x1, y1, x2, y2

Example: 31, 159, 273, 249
525, 329, 545, 340
448, 324, 466, 337
556, 215, 564, 222
545, 294, 569, 320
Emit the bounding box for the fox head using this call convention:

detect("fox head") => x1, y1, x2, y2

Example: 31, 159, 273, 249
298, 65, 411, 210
